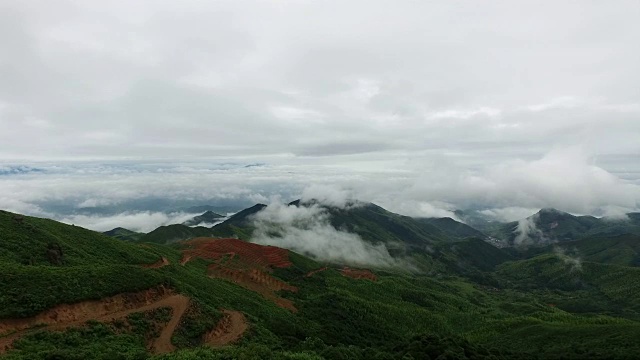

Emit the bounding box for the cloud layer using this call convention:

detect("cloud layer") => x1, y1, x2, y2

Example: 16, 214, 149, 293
0, 1, 639, 229
1, 1, 639, 162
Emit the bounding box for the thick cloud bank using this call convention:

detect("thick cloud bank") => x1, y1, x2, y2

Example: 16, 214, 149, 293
251, 201, 396, 267
0, 146, 639, 233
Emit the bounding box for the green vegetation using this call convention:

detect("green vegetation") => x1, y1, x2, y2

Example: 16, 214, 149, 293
417, 217, 488, 240
140, 225, 217, 244
103, 227, 144, 242
491, 208, 640, 245
3, 208, 640, 359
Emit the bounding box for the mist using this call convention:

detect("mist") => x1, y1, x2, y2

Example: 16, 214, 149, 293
250, 200, 397, 268
513, 214, 546, 246
58, 211, 199, 233
554, 247, 583, 273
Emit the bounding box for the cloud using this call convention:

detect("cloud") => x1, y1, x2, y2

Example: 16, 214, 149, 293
598, 205, 632, 221
0, 145, 639, 230
250, 200, 397, 268
513, 214, 545, 246
0, 1, 638, 226
403, 146, 640, 216
0, 1, 638, 165
59, 211, 198, 233
554, 247, 582, 273
382, 201, 460, 220
300, 184, 357, 208
478, 207, 539, 222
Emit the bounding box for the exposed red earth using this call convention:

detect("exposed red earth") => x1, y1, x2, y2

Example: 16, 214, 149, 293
181, 238, 298, 311
182, 238, 292, 268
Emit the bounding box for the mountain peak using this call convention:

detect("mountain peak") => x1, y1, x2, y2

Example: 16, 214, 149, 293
182, 210, 225, 226
537, 208, 563, 215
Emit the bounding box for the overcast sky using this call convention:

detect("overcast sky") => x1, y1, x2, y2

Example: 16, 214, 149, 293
1, 1, 639, 230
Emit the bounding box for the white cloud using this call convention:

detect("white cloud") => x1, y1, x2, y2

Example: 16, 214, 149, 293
59, 211, 198, 233
513, 214, 545, 246
478, 207, 539, 222
251, 200, 397, 267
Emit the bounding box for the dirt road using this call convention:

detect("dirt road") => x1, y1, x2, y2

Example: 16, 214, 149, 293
204, 310, 248, 347
0, 289, 189, 355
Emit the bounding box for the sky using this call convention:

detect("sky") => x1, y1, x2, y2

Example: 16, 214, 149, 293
1, 0, 639, 231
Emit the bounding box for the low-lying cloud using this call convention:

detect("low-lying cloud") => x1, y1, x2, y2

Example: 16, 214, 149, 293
513, 214, 546, 246
250, 200, 397, 268
0, 146, 639, 233
59, 211, 199, 233
554, 247, 583, 273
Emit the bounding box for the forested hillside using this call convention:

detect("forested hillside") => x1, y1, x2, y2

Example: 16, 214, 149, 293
3, 208, 640, 359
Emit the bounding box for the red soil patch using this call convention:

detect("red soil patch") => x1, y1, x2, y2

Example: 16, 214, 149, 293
208, 265, 298, 312
341, 267, 377, 281
181, 238, 298, 311
305, 267, 328, 278
183, 238, 292, 268
0, 287, 189, 355
204, 310, 248, 347
143, 256, 170, 269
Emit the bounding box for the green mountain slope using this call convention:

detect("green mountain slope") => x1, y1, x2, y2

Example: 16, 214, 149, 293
417, 217, 488, 240
211, 201, 452, 252
520, 233, 640, 267
0, 210, 157, 266
209, 203, 266, 239
4, 210, 640, 359
103, 227, 143, 242
0, 210, 167, 318
494, 208, 640, 246
314, 201, 449, 247
139, 224, 217, 244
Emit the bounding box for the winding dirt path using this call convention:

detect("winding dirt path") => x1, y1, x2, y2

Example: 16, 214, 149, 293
204, 310, 248, 347
0, 288, 189, 355
94, 294, 189, 354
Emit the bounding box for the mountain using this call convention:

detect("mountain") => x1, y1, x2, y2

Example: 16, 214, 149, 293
304, 201, 450, 248
519, 233, 640, 267
182, 210, 225, 226
103, 227, 143, 242
212, 200, 452, 253
493, 208, 640, 246
417, 217, 488, 240
4, 208, 640, 359
209, 203, 267, 239
138, 224, 217, 244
